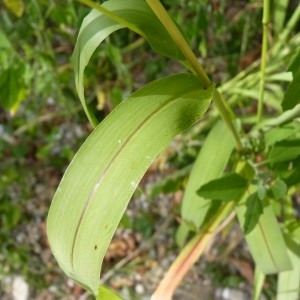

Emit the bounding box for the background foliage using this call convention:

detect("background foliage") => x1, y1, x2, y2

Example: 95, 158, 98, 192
0, 0, 299, 299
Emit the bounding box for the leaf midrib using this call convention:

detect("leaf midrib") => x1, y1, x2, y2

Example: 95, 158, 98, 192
70, 85, 208, 269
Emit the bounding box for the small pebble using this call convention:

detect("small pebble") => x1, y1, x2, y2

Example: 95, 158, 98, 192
12, 276, 29, 300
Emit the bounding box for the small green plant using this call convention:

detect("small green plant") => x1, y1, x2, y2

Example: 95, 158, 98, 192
47, 1, 300, 299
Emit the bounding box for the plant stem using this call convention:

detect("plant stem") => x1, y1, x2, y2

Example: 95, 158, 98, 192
151, 201, 235, 300
146, 0, 243, 151
213, 90, 243, 151
257, 0, 270, 123
146, 0, 211, 87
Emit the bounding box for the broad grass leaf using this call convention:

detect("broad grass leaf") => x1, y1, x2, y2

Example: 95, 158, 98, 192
73, 0, 186, 126
236, 189, 292, 274
181, 121, 234, 230
47, 74, 213, 296
197, 173, 247, 201
277, 237, 300, 300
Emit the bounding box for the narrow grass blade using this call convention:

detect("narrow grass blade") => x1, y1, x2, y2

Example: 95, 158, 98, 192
273, 0, 289, 36
47, 74, 213, 296
181, 121, 235, 230
252, 267, 265, 300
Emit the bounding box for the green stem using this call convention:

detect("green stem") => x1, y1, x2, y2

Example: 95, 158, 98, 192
152, 201, 235, 300
213, 90, 243, 151
257, 0, 270, 123
146, 0, 243, 151
146, 0, 211, 87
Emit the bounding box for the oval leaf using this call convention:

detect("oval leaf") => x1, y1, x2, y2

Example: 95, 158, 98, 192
73, 0, 186, 126
197, 173, 247, 201
244, 192, 263, 234
47, 73, 213, 295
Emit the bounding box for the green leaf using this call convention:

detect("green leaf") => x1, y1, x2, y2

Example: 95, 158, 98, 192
181, 121, 235, 229
267, 72, 292, 82
267, 139, 300, 164
243, 192, 263, 235
47, 73, 213, 296
273, 0, 289, 36
236, 190, 292, 274
264, 123, 300, 146
73, 0, 186, 126
175, 221, 190, 248
197, 173, 247, 202
287, 47, 300, 75
284, 162, 300, 187
282, 70, 300, 111
252, 267, 265, 300
282, 48, 300, 111
96, 285, 122, 300
0, 29, 12, 49
3, 0, 25, 17
277, 237, 300, 300
257, 182, 267, 200
0, 64, 26, 113
271, 178, 287, 200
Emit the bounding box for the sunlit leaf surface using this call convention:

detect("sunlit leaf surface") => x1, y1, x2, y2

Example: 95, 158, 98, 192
47, 74, 213, 295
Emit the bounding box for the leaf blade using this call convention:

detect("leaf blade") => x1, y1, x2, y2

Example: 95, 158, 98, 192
236, 190, 292, 274
277, 237, 300, 300
47, 74, 213, 295
181, 121, 235, 230
282, 48, 300, 111
73, 0, 186, 126
243, 192, 263, 235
